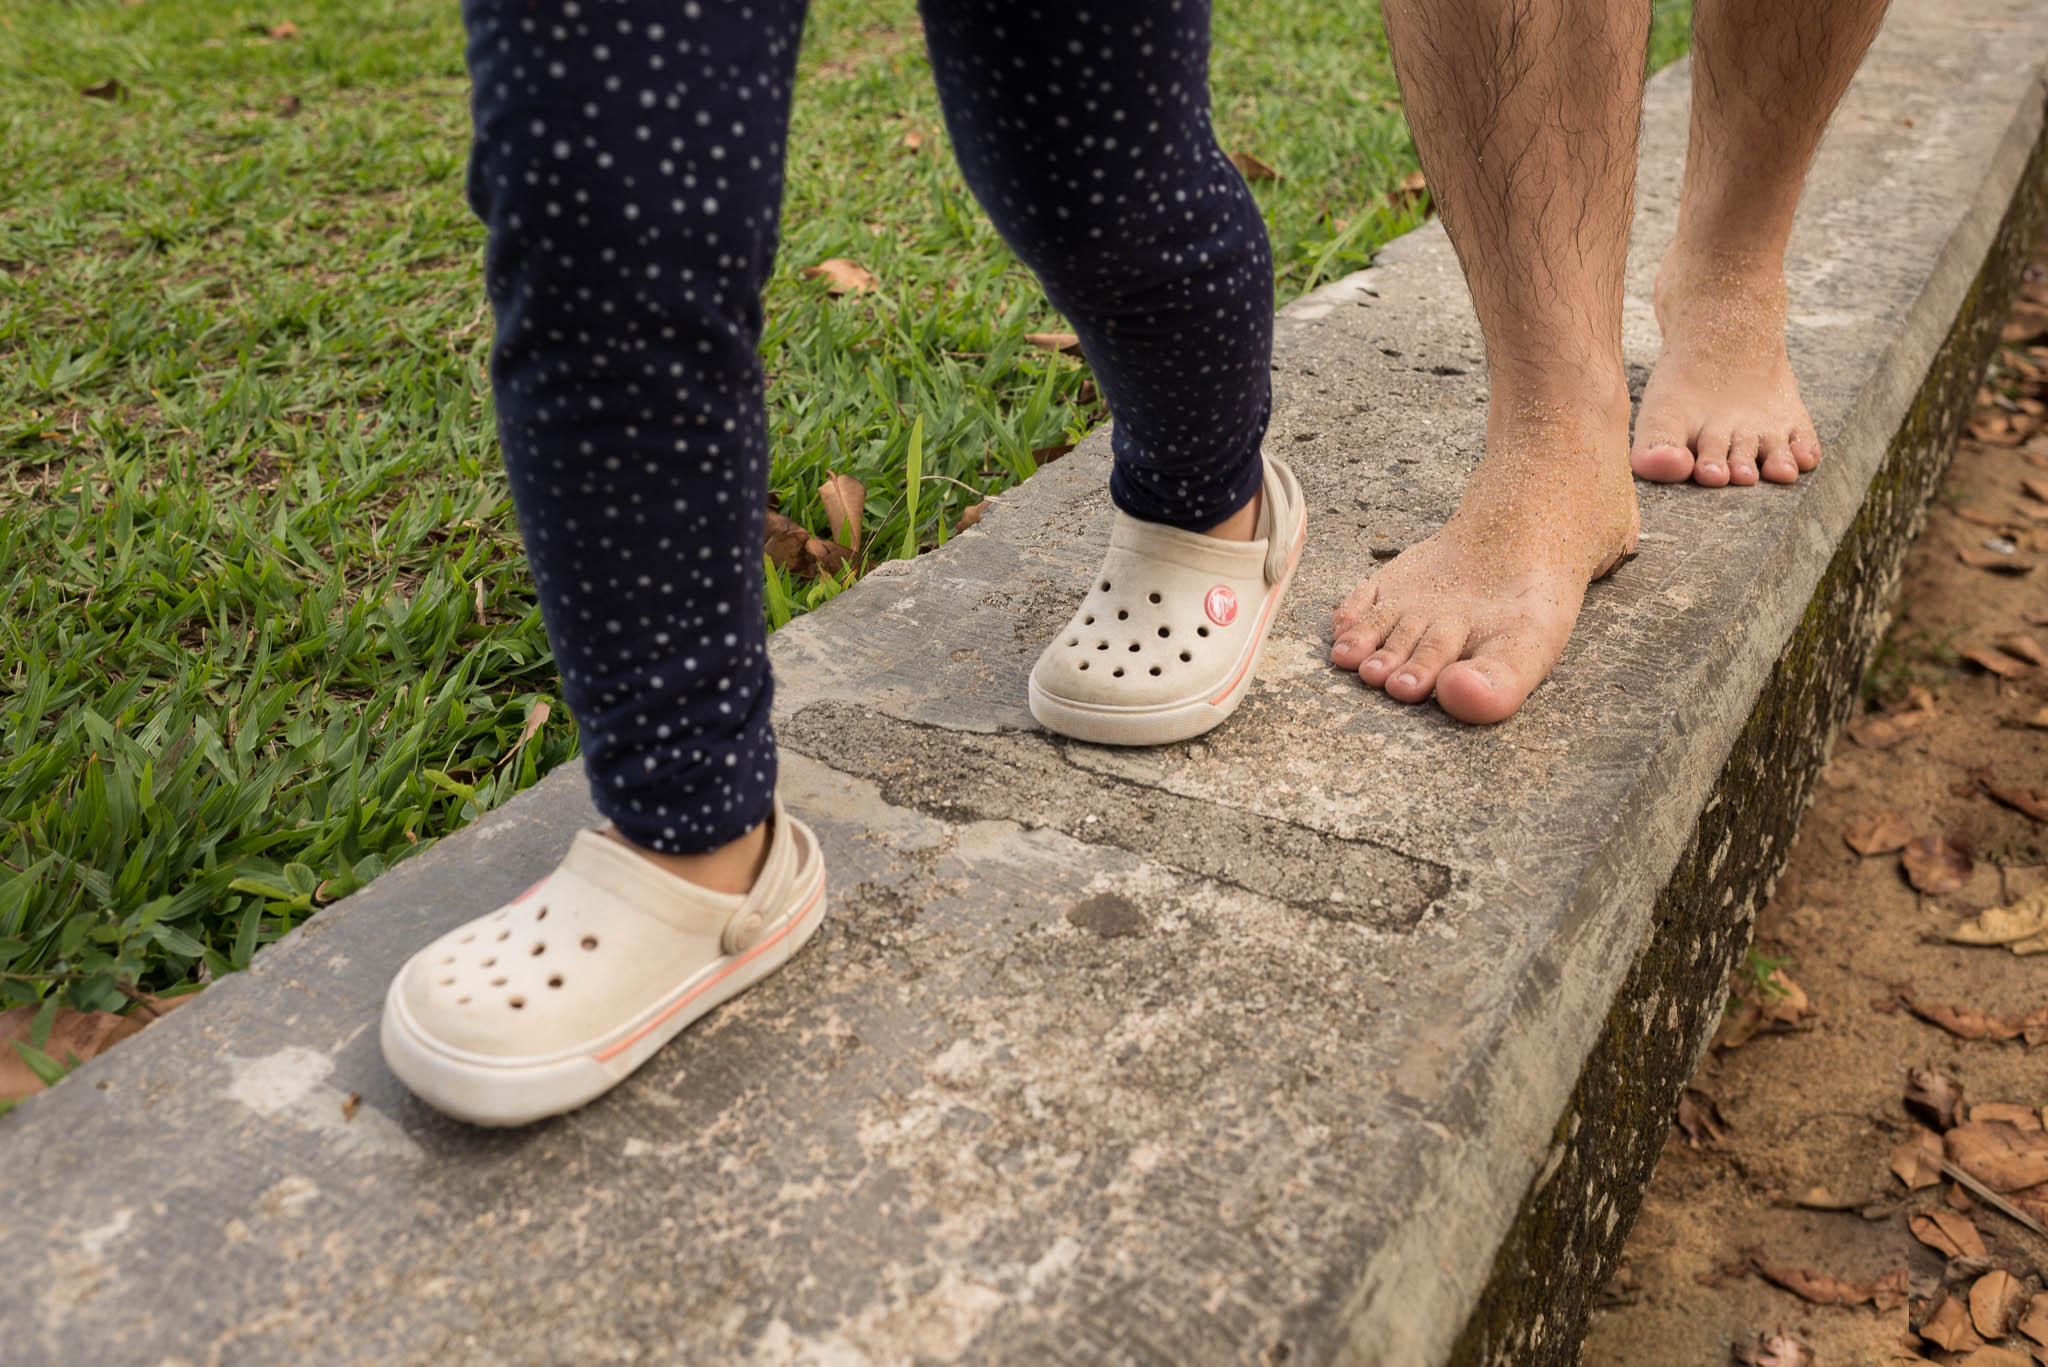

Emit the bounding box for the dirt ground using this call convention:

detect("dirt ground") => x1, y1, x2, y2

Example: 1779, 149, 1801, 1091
1579, 244, 2048, 1365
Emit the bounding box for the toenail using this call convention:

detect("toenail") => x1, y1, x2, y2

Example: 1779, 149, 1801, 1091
1393, 672, 1416, 688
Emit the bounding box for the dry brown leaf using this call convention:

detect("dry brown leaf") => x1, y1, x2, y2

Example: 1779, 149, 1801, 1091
1734, 1331, 1814, 1367
1849, 686, 1939, 748
2026, 477, 2048, 504
1910, 1208, 1988, 1259
2018, 1292, 2048, 1348
819, 471, 865, 553
1970, 1102, 2045, 1131
1972, 1269, 2029, 1340
80, 77, 126, 100
266, 19, 299, 38
1949, 1122, 2048, 1191
1950, 889, 2048, 945
956, 500, 991, 533
1031, 441, 1074, 467
900, 128, 925, 153
1955, 1347, 2035, 1367
1960, 507, 2018, 529
1900, 988, 2030, 1043
500, 699, 550, 770
1228, 151, 1280, 183
1904, 835, 1975, 894
1997, 633, 2048, 666
1750, 1259, 1908, 1310
800, 258, 877, 296
1905, 1067, 1965, 1130
1023, 332, 1082, 355
763, 508, 854, 581
1923, 1294, 1989, 1352
1847, 810, 1914, 856
2029, 705, 2048, 730
1962, 547, 2039, 574
1965, 646, 2034, 678
1893, 1126, 1947, 1190
0, 1005, 161, 1102
1677, 1088, 1730, 1148
1385, 169, 1429, 211
2025, 607, 2048, 626
1983, 781, 2048, 824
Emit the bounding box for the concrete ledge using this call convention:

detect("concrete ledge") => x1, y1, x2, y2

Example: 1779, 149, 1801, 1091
3, 4, 2045, 1364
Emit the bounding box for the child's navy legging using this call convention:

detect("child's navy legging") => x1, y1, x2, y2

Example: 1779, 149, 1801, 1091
463, 0, 1274, 853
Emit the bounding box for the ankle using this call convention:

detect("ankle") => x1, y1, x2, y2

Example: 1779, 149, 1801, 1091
1201, 488, 1263, 543
606, 819, 770, 896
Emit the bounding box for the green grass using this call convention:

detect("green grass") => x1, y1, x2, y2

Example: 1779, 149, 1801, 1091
0, 0, 1693, 1013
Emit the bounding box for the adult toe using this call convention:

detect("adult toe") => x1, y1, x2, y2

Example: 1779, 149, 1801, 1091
1726, 432, 1761, 486
1759, 431, 1800, 484
1629, 413, 1697, 484
1434, 634, 1553, 725
1789, 428, 1822, 472
1691, 427, 1732, 487
1384, 620, 1469, 703
1331, 600, 1401, 670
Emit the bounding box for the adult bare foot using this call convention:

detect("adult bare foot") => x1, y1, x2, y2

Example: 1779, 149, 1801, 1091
1630, 249, 1822, 488
1331, 385, 1639, 724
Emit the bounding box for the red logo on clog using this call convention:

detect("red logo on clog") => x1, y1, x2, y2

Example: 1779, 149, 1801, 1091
1205, 585, 1237, 626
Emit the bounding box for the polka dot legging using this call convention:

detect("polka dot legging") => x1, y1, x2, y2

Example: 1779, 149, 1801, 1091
463, 0, 1275, 853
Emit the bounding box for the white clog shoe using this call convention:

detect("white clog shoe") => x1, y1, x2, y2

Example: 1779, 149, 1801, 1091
380, 796, 826, 1127
1029, 454, 1307, 745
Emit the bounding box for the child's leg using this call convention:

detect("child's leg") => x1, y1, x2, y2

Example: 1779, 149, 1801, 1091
920, 0, 1275, 534
921, 2, 1303, 746
380, 0, 828, 1128
463, 0, 806, 861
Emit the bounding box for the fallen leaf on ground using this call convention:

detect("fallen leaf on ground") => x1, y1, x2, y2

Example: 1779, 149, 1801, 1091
1982, 780, 2048, 825
1970, 1102, 2044, 1131
1906, 1067, 1966, 1130
1961, 547, 2039, 573
1847, 810, 1915, 855
899, 128, 925, 153
2026, 477, 2048, 504
1716, 969, 1813, 1049
1677, 1088, 1730, 1148
500, 700, 550, 769
763, 508, 854, 580
1910, 1208, 1988, 1258
1971, 1268, 2029, 1340
1385, 169, 1429, 211
1996, 633, 2048, 666
1904, 835, 1975, 894
2029, 705, 2048, 729
1965, 646, 2034, 678
1955, 1347, 2034, 1367
1749, 1257, 1908, 1310
956, 500, 991, 533
80, 77, 126, 100
2018, 1292, 2048, 1347
1031, 442, 1074, 467
1922, 1294, 1989, 1352
1734, 1331, 1814, 1367
1949, 1122, 2048, 1191
1849, 686, 1939, 748
265, 19, 299, 38
1228, 151, 1280, 182
1893, 1126, 1947, 1189
2025, 607, 2048, 626
1792, 1185, 1868, 1210
1960, 507, 2017, 529
1950, 888, 2048, 945
0, 1003, 170, 1102
276, 93, 302, 117
819, 471, 865, 553
1897, 987, 2048, 1045
800, 259, 877, 295
1023, 332, 1082, 355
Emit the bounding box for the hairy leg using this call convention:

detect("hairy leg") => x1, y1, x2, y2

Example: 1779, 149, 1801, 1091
1330, 0, 1645, 723
1630, 0, 1889, 486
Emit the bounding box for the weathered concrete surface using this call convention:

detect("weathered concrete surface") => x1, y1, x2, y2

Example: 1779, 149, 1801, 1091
4, 4, 2046, 1364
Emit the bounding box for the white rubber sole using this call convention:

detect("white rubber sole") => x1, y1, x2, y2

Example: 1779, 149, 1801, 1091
379, 867, 827, 1127
1029, 504, 1306, 746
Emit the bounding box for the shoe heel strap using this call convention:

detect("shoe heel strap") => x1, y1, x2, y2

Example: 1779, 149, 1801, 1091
721, 795, 800, 954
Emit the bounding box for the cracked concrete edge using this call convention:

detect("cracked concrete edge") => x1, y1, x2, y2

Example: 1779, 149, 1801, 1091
1433, 62, 2048, 1367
